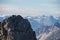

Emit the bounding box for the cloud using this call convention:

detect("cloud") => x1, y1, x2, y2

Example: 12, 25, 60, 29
0, 4, 60, 16
0, 4, 43, 16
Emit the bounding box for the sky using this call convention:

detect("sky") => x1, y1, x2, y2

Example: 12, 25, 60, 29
0, 0, 60, 16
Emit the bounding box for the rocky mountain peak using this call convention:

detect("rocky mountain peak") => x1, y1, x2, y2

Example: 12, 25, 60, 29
0, 15, 37, 40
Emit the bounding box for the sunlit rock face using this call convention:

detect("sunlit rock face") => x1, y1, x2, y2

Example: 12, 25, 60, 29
1, 15, 37, 40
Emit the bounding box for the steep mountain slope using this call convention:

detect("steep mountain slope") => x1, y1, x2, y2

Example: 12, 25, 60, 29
0, 15, 37, 40
36, 21, 60, 40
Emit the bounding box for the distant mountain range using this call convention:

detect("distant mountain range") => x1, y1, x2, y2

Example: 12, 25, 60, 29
0, 16, 9, 22
25, 15, 60, 40
0, 15, 60, 40
25, 15, 60, 30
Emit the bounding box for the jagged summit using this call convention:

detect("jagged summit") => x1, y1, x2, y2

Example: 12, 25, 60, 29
0, 15, 37, 40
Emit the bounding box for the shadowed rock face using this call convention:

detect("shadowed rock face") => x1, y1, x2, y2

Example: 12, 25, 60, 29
1, 15, 37, 40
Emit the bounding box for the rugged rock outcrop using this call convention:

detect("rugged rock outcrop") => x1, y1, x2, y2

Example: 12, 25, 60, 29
0, 15, 37, 40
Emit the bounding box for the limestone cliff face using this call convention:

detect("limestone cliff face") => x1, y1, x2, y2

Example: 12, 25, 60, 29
0, 15, 37, 40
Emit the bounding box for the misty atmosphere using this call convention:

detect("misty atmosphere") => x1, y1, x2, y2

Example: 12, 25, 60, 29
0, 0, 60, 40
